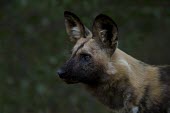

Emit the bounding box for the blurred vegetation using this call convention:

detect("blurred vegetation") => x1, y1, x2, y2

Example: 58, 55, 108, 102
1, 0, 170, 113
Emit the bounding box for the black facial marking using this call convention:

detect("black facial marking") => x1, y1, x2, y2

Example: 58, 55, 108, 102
72, 40, 88, 57
59, 40, 104, 85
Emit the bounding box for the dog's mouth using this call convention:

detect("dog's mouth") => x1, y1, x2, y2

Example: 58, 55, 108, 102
57, 71, 79, 84
61, 78, 79, 84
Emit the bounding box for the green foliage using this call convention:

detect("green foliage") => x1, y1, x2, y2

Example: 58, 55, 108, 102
1, 0, 170, 113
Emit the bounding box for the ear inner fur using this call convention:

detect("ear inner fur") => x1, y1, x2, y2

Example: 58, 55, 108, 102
64, 11, 86, 41
92, 14, 118, 55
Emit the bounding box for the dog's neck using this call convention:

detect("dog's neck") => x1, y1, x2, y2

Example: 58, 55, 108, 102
85, 77, 130, 110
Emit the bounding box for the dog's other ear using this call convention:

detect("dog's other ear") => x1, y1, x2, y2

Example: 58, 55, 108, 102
92, 14, 118, 54
64, 11, 92, 42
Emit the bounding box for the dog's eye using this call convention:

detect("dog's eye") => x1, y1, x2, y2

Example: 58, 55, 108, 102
80, 53, 91, 61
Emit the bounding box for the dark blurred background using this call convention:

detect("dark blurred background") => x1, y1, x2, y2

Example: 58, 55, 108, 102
1, 0, 170, 113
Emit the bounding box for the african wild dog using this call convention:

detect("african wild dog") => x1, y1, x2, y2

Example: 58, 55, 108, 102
57, 11, 170, 113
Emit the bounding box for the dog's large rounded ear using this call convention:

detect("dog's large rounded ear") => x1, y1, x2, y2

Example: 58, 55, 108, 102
92, 14, 118, 54
64, 11, 92, 42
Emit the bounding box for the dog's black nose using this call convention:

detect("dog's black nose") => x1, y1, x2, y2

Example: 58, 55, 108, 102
57, 68, 66, 78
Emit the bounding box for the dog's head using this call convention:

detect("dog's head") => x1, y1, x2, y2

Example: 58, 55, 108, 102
57, 11, 118, 85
